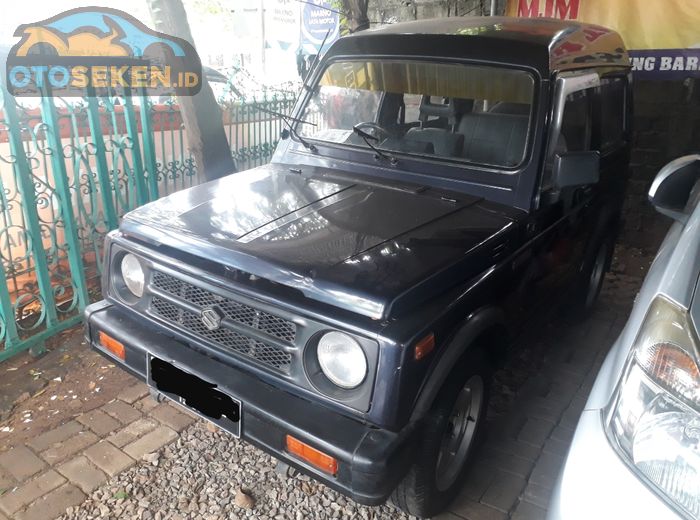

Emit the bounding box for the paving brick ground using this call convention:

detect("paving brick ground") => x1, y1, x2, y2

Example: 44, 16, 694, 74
0, 265, 643, 520
0, 386, 195, 519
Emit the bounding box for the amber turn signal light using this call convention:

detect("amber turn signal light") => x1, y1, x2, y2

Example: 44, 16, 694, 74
286, 435, 338, 475
98, 331, 126, 360
414, 333, 435, 360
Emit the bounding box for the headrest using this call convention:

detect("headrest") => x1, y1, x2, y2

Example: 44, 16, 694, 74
419, 96, 458, 126
418, 97, 474, 128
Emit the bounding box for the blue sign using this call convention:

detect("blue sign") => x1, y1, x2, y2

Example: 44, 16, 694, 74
300, 0, 339, 54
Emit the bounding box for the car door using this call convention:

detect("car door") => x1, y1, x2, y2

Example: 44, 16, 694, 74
511, 71, 602, 316
592, 73, 632, 215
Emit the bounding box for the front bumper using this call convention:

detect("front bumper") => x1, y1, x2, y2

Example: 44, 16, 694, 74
85, 300, 417, 506
548, 409, 680, 520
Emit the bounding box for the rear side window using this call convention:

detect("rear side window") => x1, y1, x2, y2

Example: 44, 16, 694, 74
559, 90, 592, 152
542, 87, 592, 190
598, 77, 627, 150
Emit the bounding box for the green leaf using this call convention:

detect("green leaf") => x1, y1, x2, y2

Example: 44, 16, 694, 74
113, 490, 129, 500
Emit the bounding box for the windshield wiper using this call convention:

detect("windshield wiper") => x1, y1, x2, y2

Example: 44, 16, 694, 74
353, 125, 398, 165
258, 106, 318, 152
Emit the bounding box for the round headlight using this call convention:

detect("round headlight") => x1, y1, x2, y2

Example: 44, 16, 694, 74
120, 253, 145, 298
317, 331, 367, 389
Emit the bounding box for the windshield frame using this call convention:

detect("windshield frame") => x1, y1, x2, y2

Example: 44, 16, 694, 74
292, 55, 541, 174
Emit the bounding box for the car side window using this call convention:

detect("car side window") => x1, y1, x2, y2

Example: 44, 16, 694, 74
558, 89, 592, 153
541, 88, 593, 191
597, 77, 627, 151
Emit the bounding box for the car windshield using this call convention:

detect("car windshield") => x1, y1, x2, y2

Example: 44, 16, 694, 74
298, 59, 536, 168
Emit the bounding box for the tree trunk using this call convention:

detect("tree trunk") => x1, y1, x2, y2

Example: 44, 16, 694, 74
340, 0, 370, 34
147, 0, 236, 181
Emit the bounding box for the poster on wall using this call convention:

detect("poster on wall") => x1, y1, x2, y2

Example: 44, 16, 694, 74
506, 0, 700, 78
265, 0, 301, 51
300, 0, 340, 55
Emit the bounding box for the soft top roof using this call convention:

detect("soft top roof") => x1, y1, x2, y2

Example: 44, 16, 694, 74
326, 16, 629, 76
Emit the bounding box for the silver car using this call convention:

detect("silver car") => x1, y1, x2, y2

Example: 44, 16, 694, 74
549, 155, 700, 520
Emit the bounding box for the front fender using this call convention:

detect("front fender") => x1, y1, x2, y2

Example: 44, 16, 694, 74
409, 305, 506, 422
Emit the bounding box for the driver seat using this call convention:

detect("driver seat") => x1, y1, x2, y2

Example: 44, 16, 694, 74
405, 97, 464, 157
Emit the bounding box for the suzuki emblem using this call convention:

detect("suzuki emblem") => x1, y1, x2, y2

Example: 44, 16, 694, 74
200, 307, 223, 331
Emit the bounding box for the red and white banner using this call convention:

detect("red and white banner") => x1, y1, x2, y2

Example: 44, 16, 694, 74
506, 0, 700, 77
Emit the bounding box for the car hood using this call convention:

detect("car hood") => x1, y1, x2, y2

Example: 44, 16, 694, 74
122, 164, 522, 319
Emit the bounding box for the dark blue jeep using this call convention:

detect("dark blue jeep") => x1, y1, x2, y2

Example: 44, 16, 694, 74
85, 17, 632, 517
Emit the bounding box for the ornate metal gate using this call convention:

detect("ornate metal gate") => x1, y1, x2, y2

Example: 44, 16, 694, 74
0, 83, 195, 361
0, 80, 297, 362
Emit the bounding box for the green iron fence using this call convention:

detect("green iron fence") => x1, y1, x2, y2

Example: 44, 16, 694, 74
0, 84, 297, 362
223, 94, 298, 170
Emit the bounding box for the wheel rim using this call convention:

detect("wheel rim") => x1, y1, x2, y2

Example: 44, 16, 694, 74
435, 375, 484, 492
585, 243, 608, 308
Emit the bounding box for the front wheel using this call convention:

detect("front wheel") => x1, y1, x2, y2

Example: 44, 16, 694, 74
391, 352, 491, 518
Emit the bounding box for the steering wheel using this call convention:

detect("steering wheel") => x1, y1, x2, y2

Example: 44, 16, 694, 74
354, 121, 393, 140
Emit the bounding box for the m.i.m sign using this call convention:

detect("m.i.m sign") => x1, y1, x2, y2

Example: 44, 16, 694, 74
507, 0, 700, 78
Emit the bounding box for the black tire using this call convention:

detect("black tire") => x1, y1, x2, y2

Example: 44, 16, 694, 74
574, 233, 615, 312
391, 350, 491, 518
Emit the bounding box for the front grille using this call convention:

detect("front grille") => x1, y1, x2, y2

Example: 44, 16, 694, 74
149, 272, 295, 372
151, 271, 296, 342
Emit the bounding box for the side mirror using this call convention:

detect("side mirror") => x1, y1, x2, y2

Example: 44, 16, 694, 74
553, 151, 600, 189
648, 155, 700, 224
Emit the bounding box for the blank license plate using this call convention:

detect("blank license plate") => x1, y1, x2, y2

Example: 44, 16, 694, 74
147, 355, 241, 437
